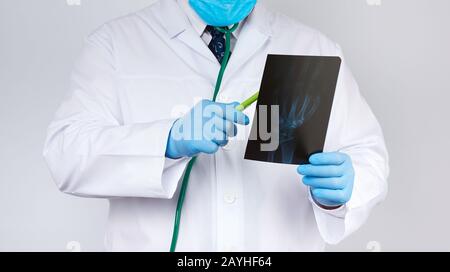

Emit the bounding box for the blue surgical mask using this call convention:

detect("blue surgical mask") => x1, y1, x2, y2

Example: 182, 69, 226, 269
189, 0, 257, 27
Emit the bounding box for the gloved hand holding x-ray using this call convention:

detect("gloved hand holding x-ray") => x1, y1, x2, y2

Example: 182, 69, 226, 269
244, 55, 354, 208
299, 152, 355, 208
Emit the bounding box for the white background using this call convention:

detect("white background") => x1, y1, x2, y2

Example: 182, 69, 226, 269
1, 0, 449, 251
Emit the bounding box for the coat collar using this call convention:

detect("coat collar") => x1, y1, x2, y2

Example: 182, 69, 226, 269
158, 0, 190, 39
140, 0, 274, 87
157, 0, 273, 40
177, 0, 244, 40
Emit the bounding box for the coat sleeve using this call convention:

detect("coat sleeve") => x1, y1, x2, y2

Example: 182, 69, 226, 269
310, 44, 390, 244
43, 26, 189, 199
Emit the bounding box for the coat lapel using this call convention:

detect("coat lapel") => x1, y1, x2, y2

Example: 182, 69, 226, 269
138, 0, 220, 84
137, 0, 274, 89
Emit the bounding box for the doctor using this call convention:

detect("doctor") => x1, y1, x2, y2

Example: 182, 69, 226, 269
44, 0, 389, 251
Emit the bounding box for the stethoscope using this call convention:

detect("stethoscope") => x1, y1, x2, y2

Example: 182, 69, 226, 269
170, 23, 240, 252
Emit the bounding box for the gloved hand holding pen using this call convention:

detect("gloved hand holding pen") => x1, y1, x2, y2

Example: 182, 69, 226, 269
166, 99, 250, 159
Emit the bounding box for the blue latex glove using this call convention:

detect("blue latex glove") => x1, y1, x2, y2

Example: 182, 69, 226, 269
166, 100, 249, 159
297, 152, 354, 208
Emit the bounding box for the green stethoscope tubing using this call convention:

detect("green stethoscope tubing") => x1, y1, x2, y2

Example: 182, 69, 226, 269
170, 23, 240, 252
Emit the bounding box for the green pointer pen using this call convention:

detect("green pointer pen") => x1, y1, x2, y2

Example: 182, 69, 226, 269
235, 91, 259, 112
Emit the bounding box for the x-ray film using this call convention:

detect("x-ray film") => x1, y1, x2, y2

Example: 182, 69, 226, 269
244, 55, 341, 165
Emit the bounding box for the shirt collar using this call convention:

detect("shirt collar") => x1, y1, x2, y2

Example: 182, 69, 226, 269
177, 0, 244, 39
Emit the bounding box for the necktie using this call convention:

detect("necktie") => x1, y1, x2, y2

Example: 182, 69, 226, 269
206, 25, 231, 64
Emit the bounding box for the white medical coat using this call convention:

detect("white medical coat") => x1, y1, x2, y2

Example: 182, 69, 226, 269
43, 0, 389, 251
